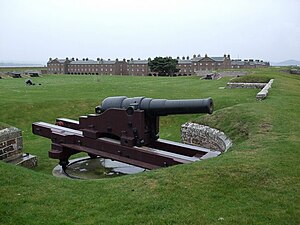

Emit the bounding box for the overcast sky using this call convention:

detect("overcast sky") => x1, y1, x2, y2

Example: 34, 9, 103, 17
0, 0, 299, 64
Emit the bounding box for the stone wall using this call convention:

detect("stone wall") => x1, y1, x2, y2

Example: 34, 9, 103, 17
226, 79, 274, 101
226, 82, 267, 89
181, 123, 232, 152
256, 79, 274, 100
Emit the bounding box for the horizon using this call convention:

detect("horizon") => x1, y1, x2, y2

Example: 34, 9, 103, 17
1, 0, 299, 63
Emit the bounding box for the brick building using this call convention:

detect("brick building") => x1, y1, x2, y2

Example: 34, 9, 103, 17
47, 54, 269, 75
231, 59, 270, 69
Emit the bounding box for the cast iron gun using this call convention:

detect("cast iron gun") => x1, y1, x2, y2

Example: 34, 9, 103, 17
32, 96, 219, 170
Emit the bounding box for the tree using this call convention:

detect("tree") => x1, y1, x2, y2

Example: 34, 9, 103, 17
148, 57, 179, 76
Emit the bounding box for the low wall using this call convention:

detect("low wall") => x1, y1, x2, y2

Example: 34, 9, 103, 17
226, 82, 267, 89
226, 79, 274, 101
181, 123, 232, 152
256, 79, 274, 100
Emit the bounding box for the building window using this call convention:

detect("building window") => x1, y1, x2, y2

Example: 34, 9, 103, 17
200, 63, 202, 65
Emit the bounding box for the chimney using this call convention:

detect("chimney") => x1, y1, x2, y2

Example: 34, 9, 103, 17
86, 58, 88, 61
49, 58, 52, 61
227, 54, 230, 59
193, 54, 196, 58
82, 58, 85, 61
116, 58, 118, 61
224, 54, 226, 58
131, 58, 133, 61
182, 56, 185, 60
197, 54, 201, 57
187, 56, 189, 60
148, 57, 151, 61
71, 57, 74, 61
138, 58, 140, 60
108, 58, 110, 61
205, 54, 208, 57
66, 57, 69, 60
123, 58, 126, 62
177, 56, 180, 59
76, 58, 78, 61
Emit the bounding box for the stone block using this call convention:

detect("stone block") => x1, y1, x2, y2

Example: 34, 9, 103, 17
256, 79, 274, 100
0, 126, 37, 168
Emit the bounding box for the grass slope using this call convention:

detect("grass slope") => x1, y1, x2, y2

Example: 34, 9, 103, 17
0, 68, 299, 224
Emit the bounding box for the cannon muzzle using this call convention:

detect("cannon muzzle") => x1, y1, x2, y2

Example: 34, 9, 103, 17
96, 96, 213, 116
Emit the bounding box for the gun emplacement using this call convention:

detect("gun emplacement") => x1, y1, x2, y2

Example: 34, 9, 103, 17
32, 96, 219, 170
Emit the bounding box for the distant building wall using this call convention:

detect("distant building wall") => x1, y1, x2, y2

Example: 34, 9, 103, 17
47, 54, 269, 75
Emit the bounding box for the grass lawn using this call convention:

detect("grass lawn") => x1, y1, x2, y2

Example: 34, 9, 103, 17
0, 68, 299, 224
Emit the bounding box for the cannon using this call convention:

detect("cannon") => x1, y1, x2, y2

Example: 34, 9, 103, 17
96, 96, 213, 115
32, 96, 219, 170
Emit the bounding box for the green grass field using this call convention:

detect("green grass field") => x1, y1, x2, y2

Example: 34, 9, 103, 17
0, 68, 299, 224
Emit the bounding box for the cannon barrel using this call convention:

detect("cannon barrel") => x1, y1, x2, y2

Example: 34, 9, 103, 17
96, 96, 213, 116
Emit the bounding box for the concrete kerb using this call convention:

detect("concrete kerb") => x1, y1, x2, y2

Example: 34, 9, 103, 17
256, 79, 274, 100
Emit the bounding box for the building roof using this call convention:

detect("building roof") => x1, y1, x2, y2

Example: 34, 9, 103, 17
128, 60, 149, 65
191, 56, 226, 62
48, 58, 67, 64
191, 57, 204, 62
70, 60, 116, 65
57, 59, 67, 63
178, 59, 192, 64
231, 61, 245, 66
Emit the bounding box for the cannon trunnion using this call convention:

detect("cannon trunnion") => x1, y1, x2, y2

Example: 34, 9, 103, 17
32, 96, 219, 170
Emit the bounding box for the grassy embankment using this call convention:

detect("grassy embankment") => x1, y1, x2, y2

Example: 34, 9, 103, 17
0, 68, 299, 224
